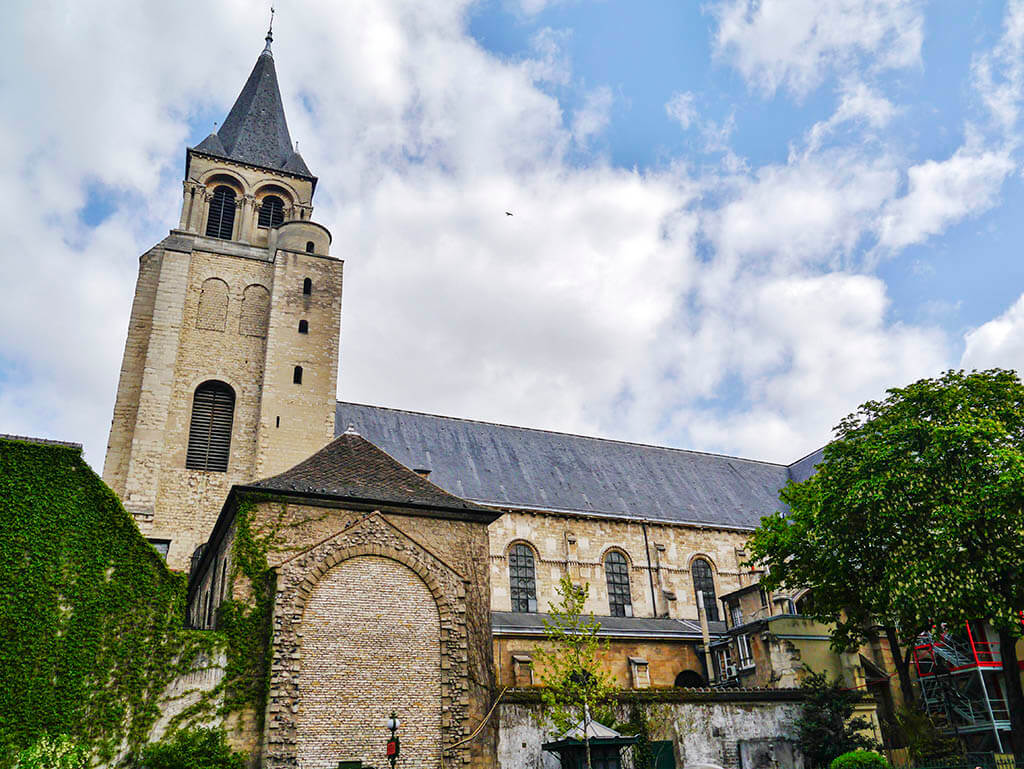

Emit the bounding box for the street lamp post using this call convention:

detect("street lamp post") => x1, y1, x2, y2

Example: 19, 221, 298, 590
385, 712, 401, 769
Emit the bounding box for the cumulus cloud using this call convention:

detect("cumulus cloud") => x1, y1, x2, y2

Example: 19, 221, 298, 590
877, 145, 1014, 250
3, 0, 1018, 474
962, 294, 1024, 374
711, 0, 923, 98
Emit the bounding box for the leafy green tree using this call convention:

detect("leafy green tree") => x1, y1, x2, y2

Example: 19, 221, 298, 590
534, 575, 616, 769
795, 672, 879, 768
136, 727, 246, 769
748, 369, 1024, 747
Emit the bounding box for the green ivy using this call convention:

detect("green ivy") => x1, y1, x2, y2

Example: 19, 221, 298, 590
216, 499, 276, 720
0, 438, 222, 767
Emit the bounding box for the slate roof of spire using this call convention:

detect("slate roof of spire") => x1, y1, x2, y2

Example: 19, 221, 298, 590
334, 401, 824, 530
191, 41, 313, 179
249, 429, 499, 519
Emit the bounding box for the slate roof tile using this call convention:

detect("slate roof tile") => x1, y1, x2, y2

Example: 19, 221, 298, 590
250, 428, 497, 517
335, 402, 818, 530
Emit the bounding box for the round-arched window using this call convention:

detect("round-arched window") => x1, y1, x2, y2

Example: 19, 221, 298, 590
509, 544, 537, 613
258, 195, 285, 228
605, 551, 632, 617
691, 558, 719, 621
185, 380, 235, 472
205, 186, 236, 240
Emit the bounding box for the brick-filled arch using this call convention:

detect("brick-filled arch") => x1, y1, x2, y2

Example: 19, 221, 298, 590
262, 513, 471, 769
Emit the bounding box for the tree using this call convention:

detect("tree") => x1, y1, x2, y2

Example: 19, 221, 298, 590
534, 575, 616, 769
747, 369, 1024, 748
795, 672, 879, 768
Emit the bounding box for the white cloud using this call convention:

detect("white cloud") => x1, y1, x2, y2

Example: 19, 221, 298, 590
0, 0, 1000, 476
807, 80, 897, 148
711, 0, 923, 98
962, 294, 1024, 375
972, 0, 1024, 132
666, 91, 698, 129
877, 144, 1014, 250
571, 86, 614, 145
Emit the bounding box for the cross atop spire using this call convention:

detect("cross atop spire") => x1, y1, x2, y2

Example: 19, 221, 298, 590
263, 6, 275, 56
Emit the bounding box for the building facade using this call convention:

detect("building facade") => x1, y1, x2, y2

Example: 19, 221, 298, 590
102, 31, 901, 769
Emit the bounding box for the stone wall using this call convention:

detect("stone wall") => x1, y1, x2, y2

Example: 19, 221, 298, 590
103, 231, 342, 571
296, 555, 442, 769
489, 511, 755, 623
188, 496, 497, 769
494, 637, 706, 689
496, 694, 805, 769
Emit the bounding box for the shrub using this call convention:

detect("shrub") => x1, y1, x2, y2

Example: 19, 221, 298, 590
830, 750, 891, 769
795, 671, 879, 768
14, 735, 88, 769
137, 728, 246, 769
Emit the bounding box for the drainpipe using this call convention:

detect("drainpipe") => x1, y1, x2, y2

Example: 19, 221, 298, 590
641, 519, 657, 617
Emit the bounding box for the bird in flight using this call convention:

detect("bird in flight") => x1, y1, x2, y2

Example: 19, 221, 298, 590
505, 211, 513, 216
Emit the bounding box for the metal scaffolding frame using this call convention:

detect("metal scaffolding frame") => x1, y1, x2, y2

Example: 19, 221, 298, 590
913, 623, 1011, 752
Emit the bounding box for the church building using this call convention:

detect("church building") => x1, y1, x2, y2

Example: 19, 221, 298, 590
102, 29, 883, 769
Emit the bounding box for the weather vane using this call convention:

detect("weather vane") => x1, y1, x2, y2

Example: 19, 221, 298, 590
264, 5, 275, 52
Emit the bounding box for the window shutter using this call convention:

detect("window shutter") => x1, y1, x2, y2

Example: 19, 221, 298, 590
186, 381, 235, 472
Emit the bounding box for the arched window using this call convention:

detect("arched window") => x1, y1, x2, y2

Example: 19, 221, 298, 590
298, 319, 309, 334
205, 186, 236, 240
239, 284, 270, 337
293, 366, 303, 384
306, 241, 315, 253
258, 195, 285, 228
509, 543, 537, 613
302, 277, 312, 295
691, 558, 719, 621
795, 591, 813, 615
185, 381, 235, 472
196, 278, 229, 331
605, 551, 632, 617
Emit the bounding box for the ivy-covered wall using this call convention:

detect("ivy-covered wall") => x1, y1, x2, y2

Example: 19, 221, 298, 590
0, 436, 222, 767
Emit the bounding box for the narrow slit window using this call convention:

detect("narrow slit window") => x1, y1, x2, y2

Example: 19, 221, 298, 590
205, 186, 236, 240
605, 551, 632, 617
258, 195, 285, 228
306, 241, 315, 253
509, 544, 537, 613
298, 319, 309, 334
691, 558, 719, 621
185, 381, 235, 472
302, 278, 312, 295
293, 366, 303, 384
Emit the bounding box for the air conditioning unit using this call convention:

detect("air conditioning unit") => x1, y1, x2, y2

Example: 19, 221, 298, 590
724, 664, 738, 678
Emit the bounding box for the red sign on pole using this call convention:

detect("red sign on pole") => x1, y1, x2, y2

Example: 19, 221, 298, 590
386, 740, 397, 757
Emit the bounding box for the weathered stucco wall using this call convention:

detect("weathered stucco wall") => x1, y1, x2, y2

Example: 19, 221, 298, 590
497, 696, 804, 769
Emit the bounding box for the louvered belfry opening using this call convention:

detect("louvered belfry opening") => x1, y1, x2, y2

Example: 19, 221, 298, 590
258, 195, 285, 228
206, 186, 237, 239
186, 380, 235, 472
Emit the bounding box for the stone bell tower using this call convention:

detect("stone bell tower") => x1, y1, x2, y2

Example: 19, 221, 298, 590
103, 26, 343, 570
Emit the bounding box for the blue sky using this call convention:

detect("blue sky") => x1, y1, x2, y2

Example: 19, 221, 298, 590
4, 0, 1024, 469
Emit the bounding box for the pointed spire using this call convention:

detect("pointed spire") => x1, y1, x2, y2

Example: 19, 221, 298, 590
190, 19, 315, 179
